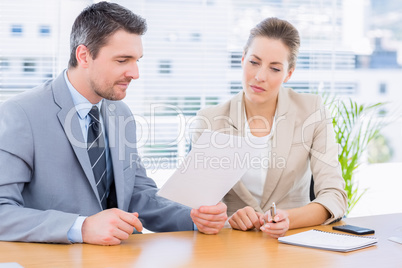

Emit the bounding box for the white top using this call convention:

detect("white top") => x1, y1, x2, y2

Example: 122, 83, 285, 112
240, 112, 276, 205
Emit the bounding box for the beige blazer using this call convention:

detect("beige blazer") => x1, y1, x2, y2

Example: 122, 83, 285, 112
192, 88, 347, 224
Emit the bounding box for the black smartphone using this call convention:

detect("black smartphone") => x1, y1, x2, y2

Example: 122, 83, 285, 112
332, 224, 375, 235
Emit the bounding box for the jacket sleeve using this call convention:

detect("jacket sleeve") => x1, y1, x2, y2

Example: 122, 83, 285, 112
189, 110, 212, 146
0, 100, 78, 243
127, 160, 194, 232
309, 96, 348, 224
118, 105, 194, 232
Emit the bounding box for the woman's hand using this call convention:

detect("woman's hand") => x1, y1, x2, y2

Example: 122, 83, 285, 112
228, 206, 264, 231
260, 208, 290, 238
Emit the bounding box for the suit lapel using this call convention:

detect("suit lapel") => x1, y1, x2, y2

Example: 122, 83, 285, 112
52, 73, 100, 203
260, 88, 295, 210
102, 101, 125, 210
227, 91, 245, 132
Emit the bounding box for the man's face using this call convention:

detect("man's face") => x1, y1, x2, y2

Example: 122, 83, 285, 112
87, 30, 143, 102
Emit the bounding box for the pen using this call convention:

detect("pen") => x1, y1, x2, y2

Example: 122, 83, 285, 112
271, 202, 277, 223
262, 202, 277, 225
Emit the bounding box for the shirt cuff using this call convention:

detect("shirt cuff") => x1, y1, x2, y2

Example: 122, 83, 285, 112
67, 216, 87, 243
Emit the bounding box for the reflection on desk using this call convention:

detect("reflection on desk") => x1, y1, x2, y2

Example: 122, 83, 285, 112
0, 213, 401, 268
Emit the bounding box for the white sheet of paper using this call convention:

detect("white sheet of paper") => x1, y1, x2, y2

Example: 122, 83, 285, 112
157, 130, 265, 209
388, 236, 402, 245
0, 263, 24, 268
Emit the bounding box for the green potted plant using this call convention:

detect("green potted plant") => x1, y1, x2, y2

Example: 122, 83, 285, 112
325, 96, 387, 215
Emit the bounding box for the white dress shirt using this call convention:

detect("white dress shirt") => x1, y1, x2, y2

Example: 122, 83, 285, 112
64, 69, 112, 243
240, 111, 276, 205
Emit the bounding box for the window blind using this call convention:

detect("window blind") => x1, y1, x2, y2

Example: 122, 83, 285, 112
0, 0, 91, 102
117, 0, 355, 169
1, 0, 357, 170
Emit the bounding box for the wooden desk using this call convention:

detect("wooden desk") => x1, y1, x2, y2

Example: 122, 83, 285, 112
0, 213, 401, 268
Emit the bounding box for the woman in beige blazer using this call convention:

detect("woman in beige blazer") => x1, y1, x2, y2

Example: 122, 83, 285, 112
191, 18, 347, 238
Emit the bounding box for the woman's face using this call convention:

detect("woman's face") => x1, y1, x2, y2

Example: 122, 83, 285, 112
242, 36, 294, 106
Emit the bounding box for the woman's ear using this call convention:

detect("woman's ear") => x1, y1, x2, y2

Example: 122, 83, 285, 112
241, 51, 246, 68
75, 44, 91, 68
283, 67, 295, 83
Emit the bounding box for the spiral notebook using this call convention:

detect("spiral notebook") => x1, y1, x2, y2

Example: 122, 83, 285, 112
278, 229, 378, 252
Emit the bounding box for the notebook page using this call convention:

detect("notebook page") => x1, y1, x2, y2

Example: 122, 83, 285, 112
278, 229, 378, 252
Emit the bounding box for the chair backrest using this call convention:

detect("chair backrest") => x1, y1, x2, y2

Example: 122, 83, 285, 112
310, 175, 315, 201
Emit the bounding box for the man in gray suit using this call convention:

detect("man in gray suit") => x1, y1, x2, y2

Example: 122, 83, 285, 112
0, 1, 227, 245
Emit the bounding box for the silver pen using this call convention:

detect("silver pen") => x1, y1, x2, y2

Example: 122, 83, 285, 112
262, 202, 277, 225
270, 202, 277, 223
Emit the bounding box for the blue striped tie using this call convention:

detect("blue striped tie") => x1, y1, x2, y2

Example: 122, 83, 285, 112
87, 106, 107, 209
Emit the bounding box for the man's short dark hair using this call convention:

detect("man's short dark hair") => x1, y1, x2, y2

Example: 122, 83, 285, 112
68, 1, 147, 68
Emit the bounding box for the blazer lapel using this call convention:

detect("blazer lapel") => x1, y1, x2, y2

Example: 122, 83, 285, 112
260, 88, 295, 210
102, 101, 126, 210
52, 73, 100, 202
227, 91, 245, 132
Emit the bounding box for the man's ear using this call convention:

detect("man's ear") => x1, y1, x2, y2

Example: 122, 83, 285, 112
75, 44, 91, 68
283, 67, 295, 83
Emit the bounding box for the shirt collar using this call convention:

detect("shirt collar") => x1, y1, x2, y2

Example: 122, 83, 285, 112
64, 69, 102, 119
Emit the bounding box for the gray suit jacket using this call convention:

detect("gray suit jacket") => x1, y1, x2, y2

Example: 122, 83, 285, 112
192, 89, 347, 224
0, 73, 193, 243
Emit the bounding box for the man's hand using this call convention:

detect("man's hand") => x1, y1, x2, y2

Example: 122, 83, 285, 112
228, 206, 264, 231
190, 202, 227, 234
82, 208, 143, 245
